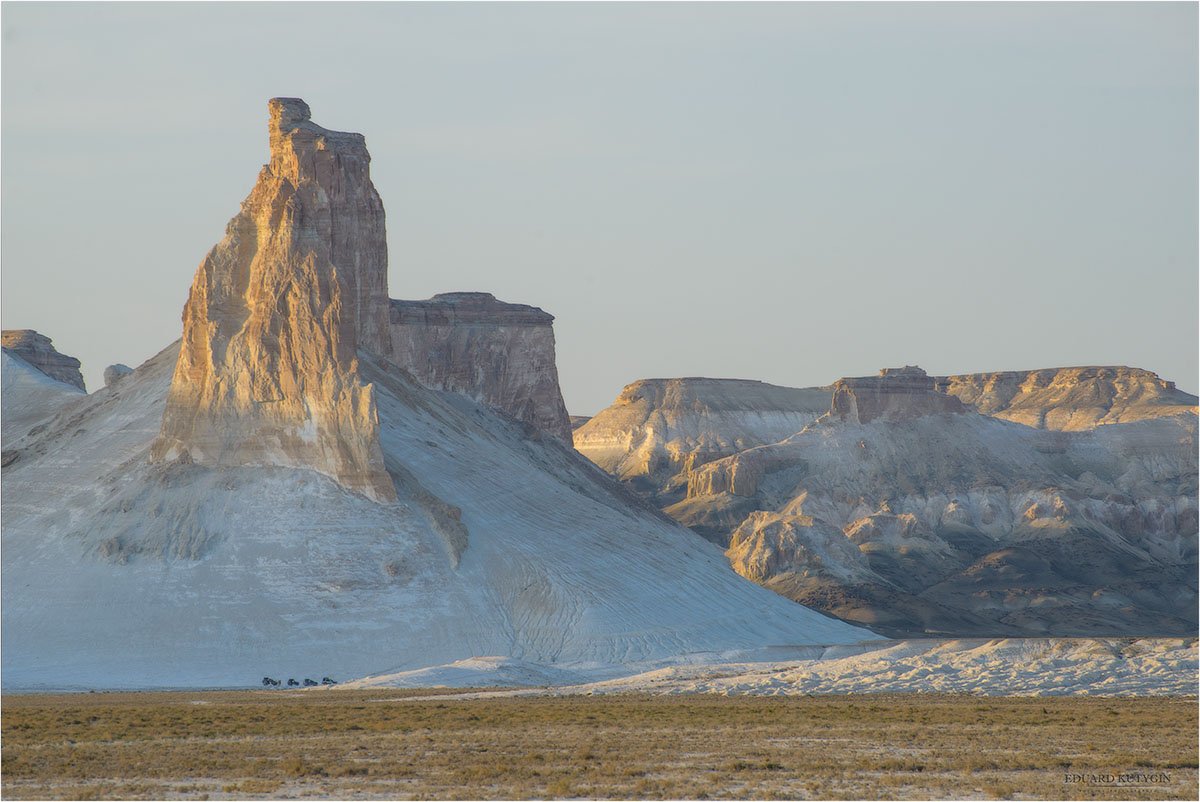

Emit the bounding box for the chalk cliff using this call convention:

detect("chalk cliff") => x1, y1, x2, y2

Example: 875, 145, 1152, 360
1, 330, 85, 391
936, 366, 1198, 430
678, 368, 1199, 636
573, 378, 830, 507
152, 98, 394, 501
390, 292, 571, 442
580, 364, 1197, 637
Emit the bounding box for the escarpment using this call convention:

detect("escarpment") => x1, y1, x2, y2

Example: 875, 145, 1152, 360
831, 366, 967, 424
690, 368, 1198, 636
151, 98, 395, 501
936, 366, 1198, 430
573, 378, 831, 501
1, 330, 86, 391
582, 363, 1197, 638
390, 292, 572, 442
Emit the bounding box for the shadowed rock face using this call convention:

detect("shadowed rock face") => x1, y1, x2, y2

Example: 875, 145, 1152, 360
389, 293, 572, 442
104, 364, 133, 387
1, 330, 85, 391
936, 366, 1198, 430
152, 98, 395, 501
830, 366, 966, 424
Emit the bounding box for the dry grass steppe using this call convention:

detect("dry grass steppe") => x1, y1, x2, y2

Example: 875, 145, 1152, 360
2, 690, 1196, 800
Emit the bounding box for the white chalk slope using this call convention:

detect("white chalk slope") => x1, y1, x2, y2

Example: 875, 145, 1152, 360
343, 637, 1198, 697
1, 345, 874, 691
1, 350, 86, 444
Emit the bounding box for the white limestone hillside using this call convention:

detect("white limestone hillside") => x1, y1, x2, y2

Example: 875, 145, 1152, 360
1, 343, 875, 691
1, 350, 86, 446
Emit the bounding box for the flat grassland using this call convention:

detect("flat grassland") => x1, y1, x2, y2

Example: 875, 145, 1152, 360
2, 690, 1196, 800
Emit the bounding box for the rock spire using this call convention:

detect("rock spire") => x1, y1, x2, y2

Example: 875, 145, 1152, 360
152, 98, 395, 501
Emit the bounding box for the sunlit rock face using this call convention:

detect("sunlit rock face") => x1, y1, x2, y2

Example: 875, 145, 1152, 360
1, 330, 85, 391
389, 293, 572, 442
152, 98, 395, 501
574, 378, 830, 500
936, 366, 1198, 430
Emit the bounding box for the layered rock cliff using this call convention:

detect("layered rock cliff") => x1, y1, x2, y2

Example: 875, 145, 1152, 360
673, 367, 1199, 637
573, 378, 831, 506
152, 98, 395, 501
580, 364, 1197, 637
1, 330, 85, 391
389, 292, 572, 441
936, 366, 1198, 430
831, 366, 966, 423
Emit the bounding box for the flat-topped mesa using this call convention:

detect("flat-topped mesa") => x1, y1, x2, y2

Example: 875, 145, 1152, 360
1, 330, 85, 391
152, 98, 395, 501
390, 293, 572, 442
935, 366, 1198, 430
830, 366, 966, 424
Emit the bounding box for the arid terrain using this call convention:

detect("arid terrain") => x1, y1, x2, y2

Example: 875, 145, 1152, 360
2, 690, 1196, 800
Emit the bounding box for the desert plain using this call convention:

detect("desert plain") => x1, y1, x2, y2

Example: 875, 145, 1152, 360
3, 690, 1197, 801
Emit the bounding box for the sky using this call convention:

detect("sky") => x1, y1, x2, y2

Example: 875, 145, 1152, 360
2, 2, 1196, 414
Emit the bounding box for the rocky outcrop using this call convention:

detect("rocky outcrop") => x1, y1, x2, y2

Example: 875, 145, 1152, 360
389, 292, 571, 441
831, 365, 966, 424
689, 387, 1199, 637
573, 378, 831, 506
104, 364, 133, 387
152, 98, 395, 501
563, 363, 1200, 637
936, 366, 1198, 430
684, 365, 973, 502
1, 330, 85, 391
727, 511, 873, 584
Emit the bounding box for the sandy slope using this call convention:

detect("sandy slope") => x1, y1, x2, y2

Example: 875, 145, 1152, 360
343, 637, 1198, 697
1, 345, 874, 691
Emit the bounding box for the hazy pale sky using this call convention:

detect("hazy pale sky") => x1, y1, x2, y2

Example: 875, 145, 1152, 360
3, 2, 1196, 413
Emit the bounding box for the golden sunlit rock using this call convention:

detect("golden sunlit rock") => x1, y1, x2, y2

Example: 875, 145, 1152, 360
152, 98, 395, 501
